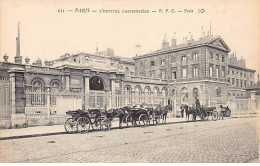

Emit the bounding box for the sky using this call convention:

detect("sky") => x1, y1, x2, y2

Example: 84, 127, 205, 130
1, 0, 260, 75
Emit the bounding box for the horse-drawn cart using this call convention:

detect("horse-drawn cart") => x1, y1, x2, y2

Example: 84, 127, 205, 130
64, 109, 112, 133
201, 106, 218, 121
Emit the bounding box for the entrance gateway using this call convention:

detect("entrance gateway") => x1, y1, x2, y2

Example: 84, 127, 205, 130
88, 76, 106, 109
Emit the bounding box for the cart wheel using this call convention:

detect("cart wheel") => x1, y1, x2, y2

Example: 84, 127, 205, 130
77, 117, 90, 133
204, 112, 209, 121
139, 114, 149, 127
101, 119, 112, 131
212, 111, 218, 121
64, 118, 77, 133
92, 119, 102, 131
200, 112, 207, 121
125, 115, 133, 127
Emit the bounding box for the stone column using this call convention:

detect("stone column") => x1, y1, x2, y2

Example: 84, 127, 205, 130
85, 76, 90, 108
111, 79, 115, 108
8, 67, 26, 128
65, 75, 70, 91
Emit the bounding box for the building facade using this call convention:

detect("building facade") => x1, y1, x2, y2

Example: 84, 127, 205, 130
0, 26, 257, 127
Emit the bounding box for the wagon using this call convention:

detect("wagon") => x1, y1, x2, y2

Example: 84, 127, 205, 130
64, 109, 111, 133
201, 106, 218, 121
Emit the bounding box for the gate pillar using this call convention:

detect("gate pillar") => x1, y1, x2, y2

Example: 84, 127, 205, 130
8, 67, 26, 128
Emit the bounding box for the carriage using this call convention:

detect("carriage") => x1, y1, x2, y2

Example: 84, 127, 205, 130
64, 109, 112, 133
124, 104, 167, 127
200, 106, 218, 121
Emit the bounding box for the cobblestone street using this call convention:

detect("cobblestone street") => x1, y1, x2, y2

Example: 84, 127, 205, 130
0, 117, 259, 163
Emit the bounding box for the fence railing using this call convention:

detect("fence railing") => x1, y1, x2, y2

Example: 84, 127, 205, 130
24, 90, 260, 118
0, 79, 12, 120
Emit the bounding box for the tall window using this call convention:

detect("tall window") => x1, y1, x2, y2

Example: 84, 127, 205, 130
240, 80, 243, 87
125, 86, 131, 105
216, 66, 219, 78
31, 80, 45, 106
216, 87, 221, 97
209, 65, 213, 77
171, 55, 176, 63
210, 52, 213, 60
216, 54, 219, 61
193, 53, 198, 60
151, 61, 154, 67
222, 55, 225, 62
181, 87, 188, 103
50, 81, 61, 105
193, 88, 199, 98
161, 69, 166, 79
172, 71, 177, 80
236, 79, 239, 87
193, 67, 199, 77
140, 62, 144, 70
244, 80, 247, 87
182, 68, 187, 78
232, 78, 234, 84
161, 59, 166, 66
222, 67, 225, 77
135, 86, 142, 104
182, 56, 187, 62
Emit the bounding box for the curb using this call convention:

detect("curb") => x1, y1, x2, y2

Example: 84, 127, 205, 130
0, 132, 67, 141
0, 116, 256, 141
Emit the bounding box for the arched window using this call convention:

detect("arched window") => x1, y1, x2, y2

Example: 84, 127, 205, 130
135, 86, 142, 104
193, 88, 199, 98
162, 88, 167, 97
181, 87, 188, 104
32, 80, 43, 92
31, 78, 45, 105
124, 86, 132, 105
144, 87, 151, 103
171, 89, 176, 96
216, 87, 221, 97
162, 88, 167, 106
50, 81, 62, 106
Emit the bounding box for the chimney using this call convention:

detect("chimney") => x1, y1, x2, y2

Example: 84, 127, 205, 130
171, 32, 177, 47
14, 21, 22, 64
136, 44, 141, 56
162, 33, 169, 49
107, 48, 114, 57
187, 32, 194, 42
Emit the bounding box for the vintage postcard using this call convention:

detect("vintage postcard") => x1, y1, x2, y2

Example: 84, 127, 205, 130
0, 0, 259, 163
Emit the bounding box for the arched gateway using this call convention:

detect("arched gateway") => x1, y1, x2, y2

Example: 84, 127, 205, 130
89, 76, 104, 90
88, 76, 105, 109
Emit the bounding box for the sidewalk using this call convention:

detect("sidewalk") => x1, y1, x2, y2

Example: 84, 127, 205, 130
0, 117, 186, 140
0, 115, 255, 140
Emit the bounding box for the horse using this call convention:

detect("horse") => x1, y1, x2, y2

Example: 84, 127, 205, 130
154, 104, 172, 124
105, 107, 129, 129
181, 104, 197, 122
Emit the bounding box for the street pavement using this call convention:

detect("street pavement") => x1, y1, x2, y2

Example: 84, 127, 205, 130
0, 116, 258, 163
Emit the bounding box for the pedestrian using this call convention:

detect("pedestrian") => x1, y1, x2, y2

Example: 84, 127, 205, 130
180, 104, 184, 118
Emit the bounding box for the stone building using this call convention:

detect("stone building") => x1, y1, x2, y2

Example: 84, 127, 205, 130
133, 33, 231, 106
227, 53, 255, 97
0, 24, 257, 127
